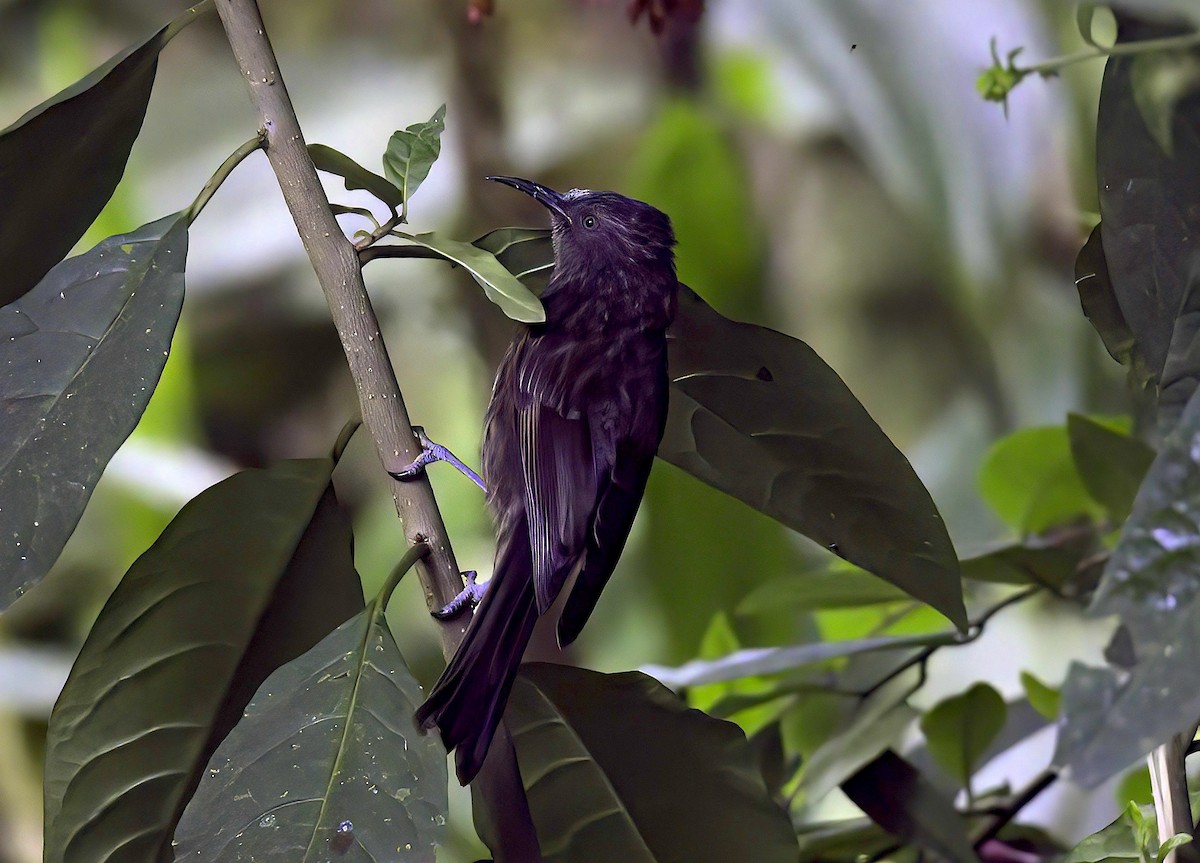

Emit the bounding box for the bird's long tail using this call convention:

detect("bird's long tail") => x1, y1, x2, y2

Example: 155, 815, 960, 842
415, 524, 538, 784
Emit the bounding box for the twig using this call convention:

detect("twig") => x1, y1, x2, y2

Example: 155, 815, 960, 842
184, 132, 264, 225
1022, 30, 1200, 79
971, 769, 1058, 849
211, 0, 470, 656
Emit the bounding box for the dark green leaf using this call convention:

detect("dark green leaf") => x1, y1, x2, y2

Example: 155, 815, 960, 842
472, 227, 554, 294
960, 540, 1093, 589
664, 285, 966, 629
643, 630, 952, 690
796, 818, 895, 863
0, 13, 187, 305
43, 460, 364, 863
0, 213, 188, 608
737, 562, 909, 615
1056, 387, 1200, 786
800, 691, 920, 801
1021, 671, 1061, 720
1068, 413, 1155, 522
506, 664, 799, 863
919, 683, 1007, 786
382, 105, 446, 212
1076, 222, 1139, 370
978, 426, 1103, 534
842, 750, 979, 863
173, 605, 446, 862
395, 231, 545, 323
308, 143, 403, 211
1092, 24, 1200, 409
1064, 801, 1149, 862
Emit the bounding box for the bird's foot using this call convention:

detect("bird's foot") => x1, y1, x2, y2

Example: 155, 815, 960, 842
432, 571, 488, 620
389, 426, 487, 492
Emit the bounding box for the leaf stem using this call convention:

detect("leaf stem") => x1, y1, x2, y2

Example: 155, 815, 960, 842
164, 0, 215, 42
970, 769, 1058, 849
330, 417, 361, 463
359, 244, 446, 265
377, 541, 431, 616
184, 131, 265, 225
1021, 30, 1200, 79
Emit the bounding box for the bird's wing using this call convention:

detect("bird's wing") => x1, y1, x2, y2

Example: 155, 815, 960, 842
557, 437, 656, 646
517, 398, 597, 614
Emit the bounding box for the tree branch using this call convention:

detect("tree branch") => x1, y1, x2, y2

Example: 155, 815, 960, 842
212, 0, 468, 656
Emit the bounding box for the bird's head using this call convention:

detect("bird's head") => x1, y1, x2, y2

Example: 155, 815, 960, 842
487, 176, 676, 274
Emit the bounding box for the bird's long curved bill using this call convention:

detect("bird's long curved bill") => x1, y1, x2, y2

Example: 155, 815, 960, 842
487, 175, 571, 223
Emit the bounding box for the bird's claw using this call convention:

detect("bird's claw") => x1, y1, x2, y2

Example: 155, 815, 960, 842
389, 426, 487, 492
432, 571, 487, 620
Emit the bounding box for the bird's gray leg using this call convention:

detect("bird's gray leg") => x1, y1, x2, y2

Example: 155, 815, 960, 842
433, 570, 488, 619
389, 426, 487, 492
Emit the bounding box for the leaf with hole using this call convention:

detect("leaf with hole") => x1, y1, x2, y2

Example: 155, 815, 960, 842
0, 6, 200, 305
173, 600, 446, 862
382, 104, 446, 214
309, 143, 404, 212
43, 459, 364, 863
395, 231, 545, 323
0, 212, 188, 609
506, 664, 798, 863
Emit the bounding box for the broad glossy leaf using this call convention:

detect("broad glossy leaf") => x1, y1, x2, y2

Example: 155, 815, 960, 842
0, 213, 187, 608
842, 750, 978, 863
1056, 387, 1200, 786
395, 231, 545, 323
643, 630, 953, 689
1092, 22, 1200, 408
664, 286, 966, 629
44, 460, 364, 863
800, 690, 920, 801
173, 605, 446, 862
382, 105, 446, 212
1068, 413, 1155, 522
506, 664, 798, 863
737, 562, 909, 615
919, 683, 1006, 786
1076, 223, 1139, 370
0, 11, 190, 305
309, 144, 403, 211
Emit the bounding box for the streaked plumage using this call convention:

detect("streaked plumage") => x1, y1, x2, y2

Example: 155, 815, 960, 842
415, 179, 678, 783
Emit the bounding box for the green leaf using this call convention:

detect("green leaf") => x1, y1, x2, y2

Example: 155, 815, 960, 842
643, 630, 954, 689
395, 231, 545, 323
1055, 387, 1200, 787
686, 614, 779, 736
664, 285, 967, 629
978, 425, 1103, 534
737, 562, 909, 615
960, 540, 1093, 589
1021, 671, 1061, 720
506, 664, 799, 863
1065, 801, 1151, 862
1068, 413, 1155, 522
800, 690, 920, 801
1160, 834, 1194, 858
43, 460, 364, 863
919, 683, 1007, 786
0, 213, 188, 608
472, 227, 554, 293
382, 104, 446, 213
843, 750, 979, 862
308, 143, 403, 211
173, 605, 446, 861
0, 7, 198, 305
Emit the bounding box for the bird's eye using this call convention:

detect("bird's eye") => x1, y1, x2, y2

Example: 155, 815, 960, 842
582, 214, 598, 229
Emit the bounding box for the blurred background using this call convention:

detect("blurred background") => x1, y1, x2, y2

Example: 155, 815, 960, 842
0, 0, 1145, 859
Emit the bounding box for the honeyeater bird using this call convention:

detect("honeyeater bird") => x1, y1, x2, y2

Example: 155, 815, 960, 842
394, 176, 678, 784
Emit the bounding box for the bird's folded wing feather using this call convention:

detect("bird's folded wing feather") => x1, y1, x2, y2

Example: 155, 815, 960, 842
517, 400, 598, 613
